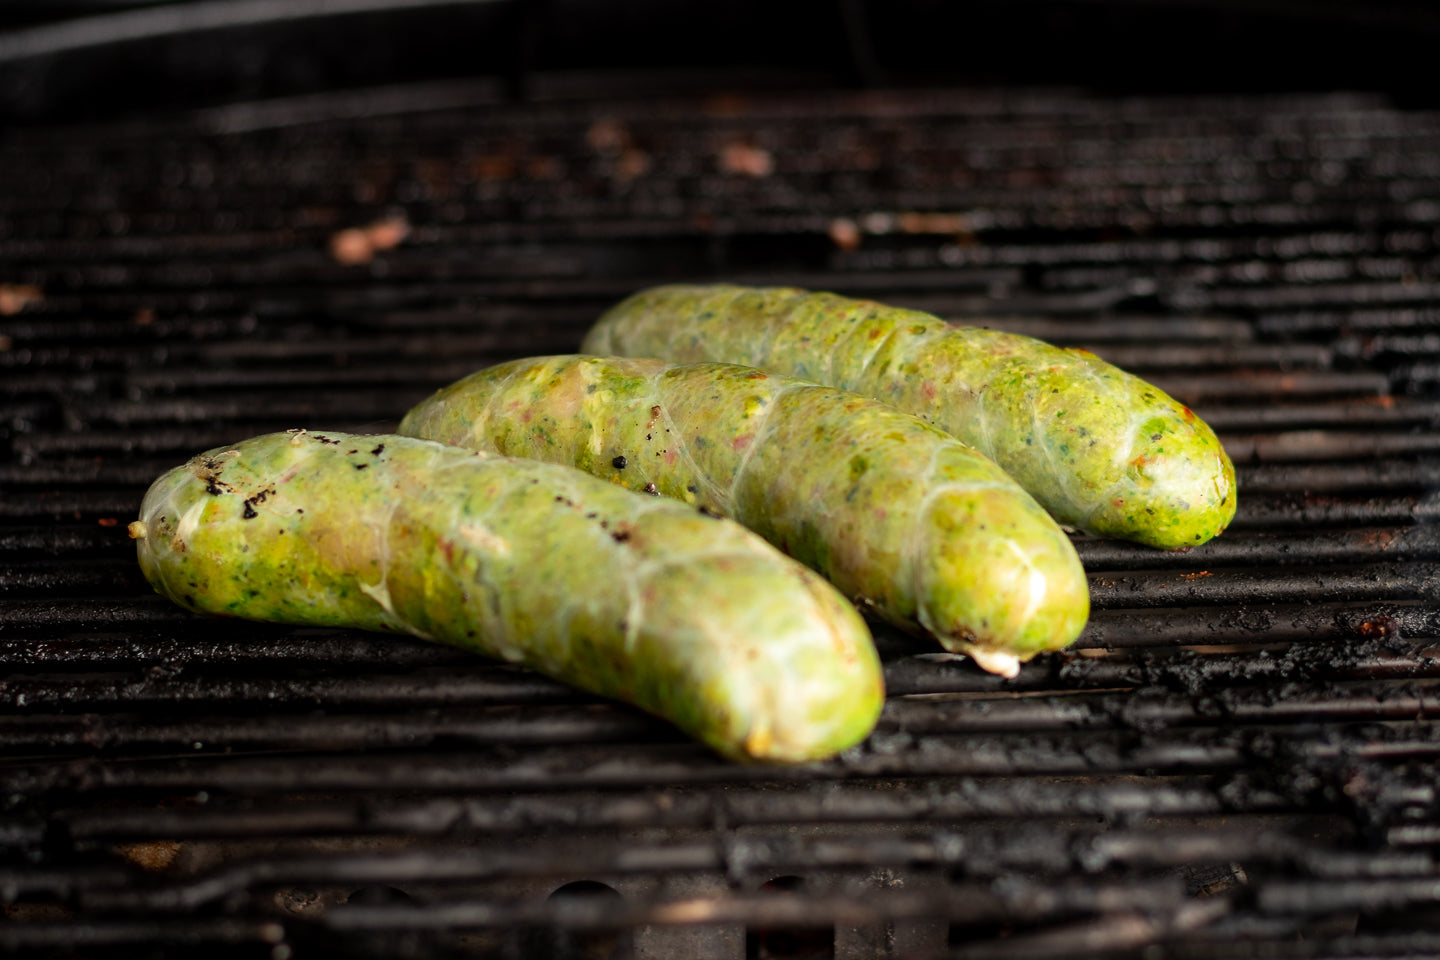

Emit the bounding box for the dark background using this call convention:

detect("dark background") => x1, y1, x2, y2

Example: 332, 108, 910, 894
0, 0, 1436, 124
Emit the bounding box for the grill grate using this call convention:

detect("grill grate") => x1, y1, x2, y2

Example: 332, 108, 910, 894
2, 80, 1440, 958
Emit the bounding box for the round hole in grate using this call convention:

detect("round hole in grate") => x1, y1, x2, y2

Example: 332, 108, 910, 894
345, 885, 412, 906
526, 880, 628, 960
747, 876, 834, 960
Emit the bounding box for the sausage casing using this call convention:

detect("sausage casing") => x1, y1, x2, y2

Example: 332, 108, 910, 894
130, 431, 883, 762
401, 357, 1090, 676
582, 284, 1236, 550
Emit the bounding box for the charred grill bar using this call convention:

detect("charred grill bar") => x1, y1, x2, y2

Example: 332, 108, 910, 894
2, 45, 1440, 960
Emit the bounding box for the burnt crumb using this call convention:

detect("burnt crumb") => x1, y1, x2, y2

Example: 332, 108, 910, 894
354, 463, 369, 470
611, 529, 632, 543
1151, 433, 1163, 441
553, 495, 575, 507
687, 484, 697, 494
195, 452, 239, 492
371, 444, 385, 456
183, 594, 195, 607
347, 449, 358, 455
698, 506, 723, 519
643, 483, 659, 495
240, 486, 276, 519
311, 435, 340, 444
585, 512, 597, 519
1358, 615, 1399, 639
612, 455, 628, 469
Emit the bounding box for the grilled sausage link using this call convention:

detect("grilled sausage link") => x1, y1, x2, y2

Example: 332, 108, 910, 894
129, 431, 883, 762
581, 284, 1236, 550
401, 357, 1089, 676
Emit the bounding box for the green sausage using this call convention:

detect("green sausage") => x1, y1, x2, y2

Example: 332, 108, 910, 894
128, 430, 882, 763
581, 284, 1237, 550
400, 357, 1089, 677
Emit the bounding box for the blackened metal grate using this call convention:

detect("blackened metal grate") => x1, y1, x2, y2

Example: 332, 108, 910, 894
1, 80, 1439, 959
